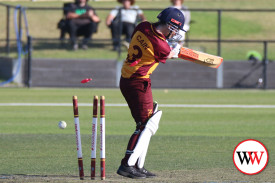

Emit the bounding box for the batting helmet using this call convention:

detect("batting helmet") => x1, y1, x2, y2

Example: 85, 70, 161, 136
157, 7, 185, 31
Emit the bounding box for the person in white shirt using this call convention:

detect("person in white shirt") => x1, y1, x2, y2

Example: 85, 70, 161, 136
106, 0, 146, 51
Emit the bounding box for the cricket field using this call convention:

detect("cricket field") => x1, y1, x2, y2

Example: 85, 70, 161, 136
0, 88, 274, 183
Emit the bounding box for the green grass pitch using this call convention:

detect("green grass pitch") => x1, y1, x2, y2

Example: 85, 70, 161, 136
0, 88, 274, 182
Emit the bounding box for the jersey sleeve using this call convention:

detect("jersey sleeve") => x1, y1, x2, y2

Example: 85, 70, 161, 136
153, 43, 170, 63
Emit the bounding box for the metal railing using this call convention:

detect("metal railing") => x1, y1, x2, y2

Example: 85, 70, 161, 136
1, 2, 275, 89
2, 4, 275, 55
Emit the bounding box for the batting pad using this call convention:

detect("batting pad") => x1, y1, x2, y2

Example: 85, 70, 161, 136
146, 110, 162, 135
128, 111, 162, 166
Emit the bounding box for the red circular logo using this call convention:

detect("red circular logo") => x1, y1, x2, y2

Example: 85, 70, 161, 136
233, 139, 268, 175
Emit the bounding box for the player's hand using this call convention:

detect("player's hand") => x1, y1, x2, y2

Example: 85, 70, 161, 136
170, 43, 181, 59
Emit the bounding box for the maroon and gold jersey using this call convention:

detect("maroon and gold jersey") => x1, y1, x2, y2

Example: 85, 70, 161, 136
121, 21, 171, 79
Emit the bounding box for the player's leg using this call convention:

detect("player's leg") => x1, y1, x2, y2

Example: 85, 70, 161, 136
119, 78, 153, 161
135, 101, 159, 177
130, 107, 161, 178
118, 78, 154, 178
118, 78, 159, 178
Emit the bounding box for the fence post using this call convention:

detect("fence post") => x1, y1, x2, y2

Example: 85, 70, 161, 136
216, 9, 223, 88
18, 7, 22, 44
27, 36, 32, 88
185, 31, 189, 47
263, 41, 268, 89
6, 6, 10, 55
118, 8, 122, 59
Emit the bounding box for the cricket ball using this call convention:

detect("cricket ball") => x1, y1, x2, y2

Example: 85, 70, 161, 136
58, 121, 67, 129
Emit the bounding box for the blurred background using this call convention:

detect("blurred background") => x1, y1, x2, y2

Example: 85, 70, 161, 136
0, 0, 274, 89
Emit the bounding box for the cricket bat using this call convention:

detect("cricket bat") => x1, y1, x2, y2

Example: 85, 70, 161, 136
178, 47, 223, 69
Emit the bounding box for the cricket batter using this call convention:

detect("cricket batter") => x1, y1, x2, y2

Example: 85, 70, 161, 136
117, 8, 186, 179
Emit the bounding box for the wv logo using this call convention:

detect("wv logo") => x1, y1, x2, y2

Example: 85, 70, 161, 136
233, 139, 268, 175
236, 151, 264, 165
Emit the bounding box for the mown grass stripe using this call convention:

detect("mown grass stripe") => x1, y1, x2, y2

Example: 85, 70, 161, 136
0, 103, 275, 108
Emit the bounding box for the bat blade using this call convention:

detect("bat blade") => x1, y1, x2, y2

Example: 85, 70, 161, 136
178, 47, 223, 69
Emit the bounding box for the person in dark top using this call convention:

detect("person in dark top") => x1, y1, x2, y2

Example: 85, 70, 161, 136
66, 0, 100, 50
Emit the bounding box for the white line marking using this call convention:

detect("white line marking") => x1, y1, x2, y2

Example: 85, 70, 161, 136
0, 103, 275, 108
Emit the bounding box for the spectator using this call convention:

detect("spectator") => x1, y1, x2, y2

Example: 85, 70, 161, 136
106, 0, 146, 51
66, 0, 100, 50
169, 0, 191, 46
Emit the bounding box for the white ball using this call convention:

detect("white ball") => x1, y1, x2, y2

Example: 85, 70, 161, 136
58, 121, 67, 129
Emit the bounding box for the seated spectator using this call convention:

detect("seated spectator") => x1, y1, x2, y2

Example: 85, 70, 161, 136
106, 0, 146, 51
66, 0, 100, 50
169, 0, 191, 46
